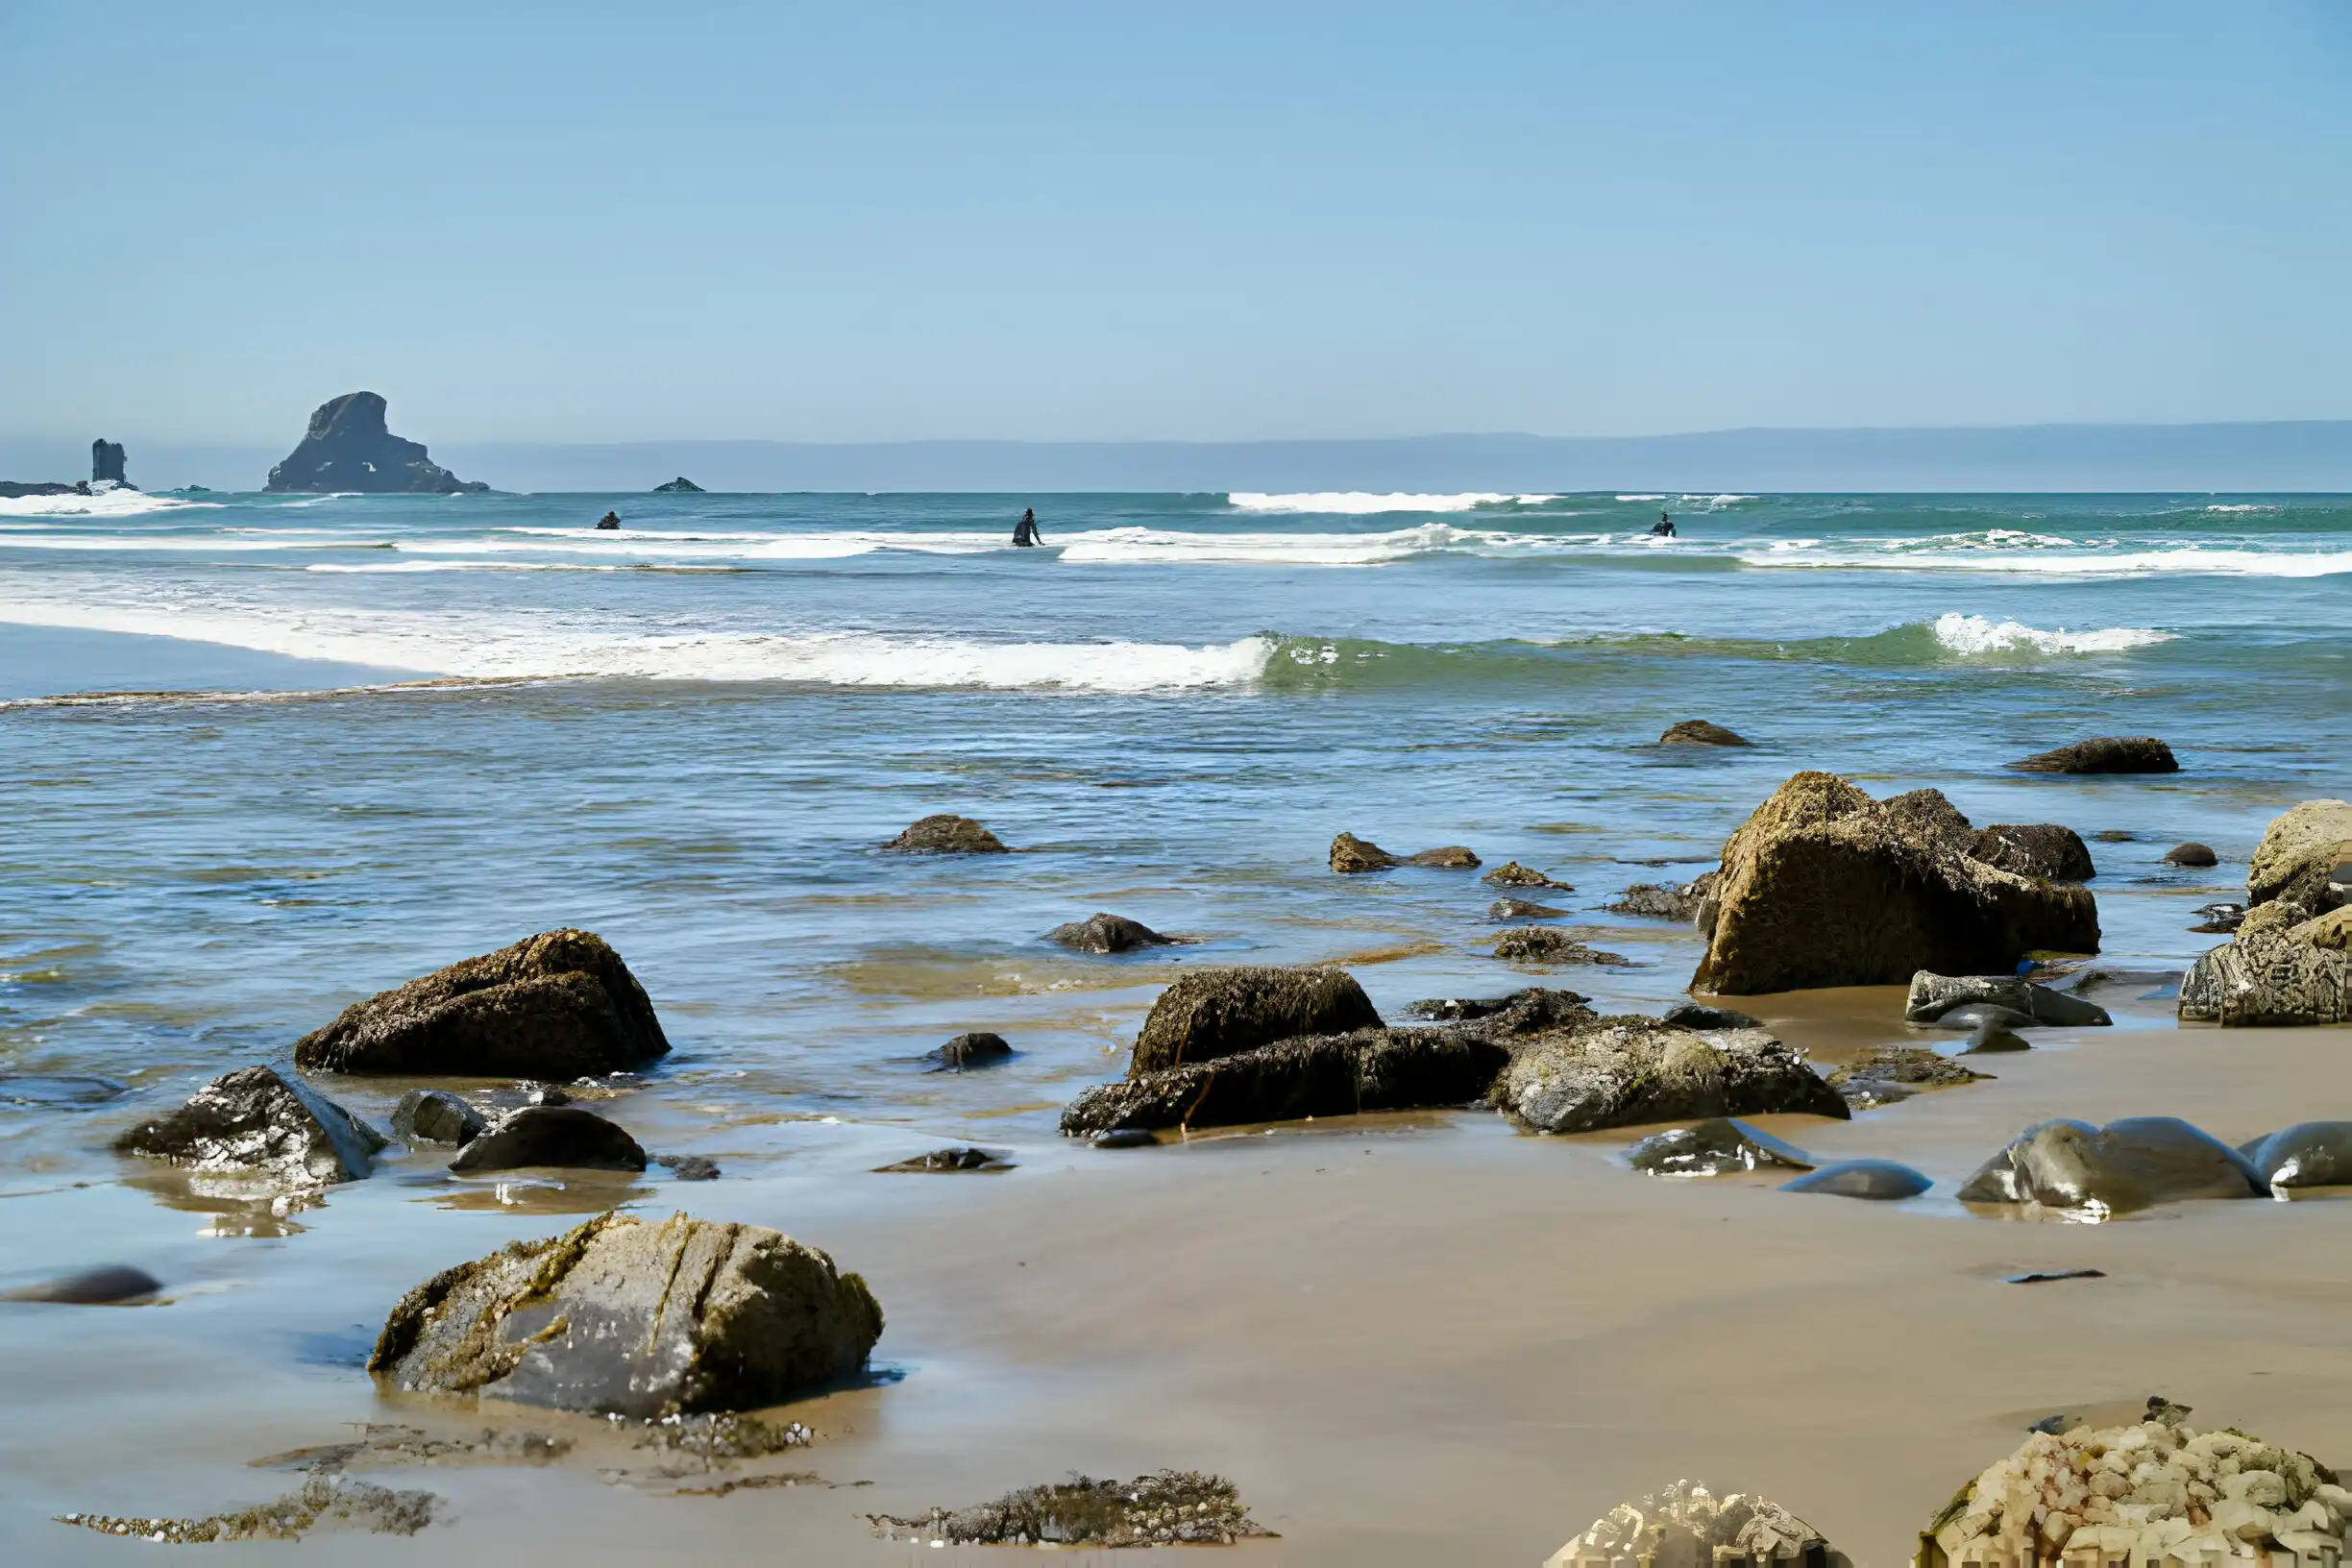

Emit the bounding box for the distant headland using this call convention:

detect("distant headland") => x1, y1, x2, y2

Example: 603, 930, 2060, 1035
263, 392, 487, 495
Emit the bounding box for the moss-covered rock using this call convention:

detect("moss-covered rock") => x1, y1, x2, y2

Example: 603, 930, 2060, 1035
1128, 966, 1381, 1075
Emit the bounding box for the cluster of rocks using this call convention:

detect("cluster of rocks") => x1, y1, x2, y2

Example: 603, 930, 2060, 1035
2179, 799, 2352, 1024
869, 1470, 1268, 1549
1328, 832, 1481, 872
1956, 1115, 2352, 1213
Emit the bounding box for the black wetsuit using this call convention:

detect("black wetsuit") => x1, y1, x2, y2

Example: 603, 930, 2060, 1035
1013, 508, 1041, 547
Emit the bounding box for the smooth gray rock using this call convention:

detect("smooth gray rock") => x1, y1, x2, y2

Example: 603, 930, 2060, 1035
370, 1211, 882, 1417
391, 1089, 486, 1146
2, 1264, 162, 1304
448, 1106, 647, 1173
0, 1073, 127, 1108
1929, 1002, 2038, 1033
264, 392, 486, 494
1957, 1116, 2263, 1213
1904, 971, 2112, 1026
2239, 1121, 2352, 1190
924, 1031, 1013, 1071
113, 1066, 385, 1188
1626, 1116, 1814, 1176
1494, 1019, 1850, 1136
1044, 913, 1172, 954
1091, 1129, 1159, 1149
1779, 1159, 1932, 1199
1963, 1019, 2034, 1054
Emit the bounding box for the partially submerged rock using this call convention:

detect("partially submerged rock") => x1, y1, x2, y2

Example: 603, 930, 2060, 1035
58, 1475, 439, 1544
1927, 1003, 2036, 1033
0, 1072, 127, 1108
390, 1089, 485, 1146
1607, 881, 1704, 920
1044, 912, 1172, 953
1904, 971, 2112, 1026
293, 929, 670, 1078
2006, 736, 2179, 774
1128, 966, 1381, 1075
1779, 1159, 1931, 1200
656, 1154, 721, 1181
923, 1031, 1013, 1071
1494, 1017, 1850, 1136
447, 1106, 648, 1173
1956, 1116, 2263, 1214
1658, 720, 1752, 747
875, 1146, 1010, 1173
2164, 841, 2218, 868
1626, 1117, 1814, 1177
1490, 896, 1568, 919
370, 1211, 882, 1417
1329, 831, 1397, 872
1550, 1479, 1831, 1568
2179, 901, 2352, 1025
1691, 773, 2100, 995
3, 1264, 162, 1305
1922, 1412, 2347, 1566
1064, 1026, 1509, 1137
1967, 823, 2096, 882
114, 1066, 385, 1188
1962, 1018, 2033, 1054
1826, 1046, 1989, 1108
868, 1470, 1268, 1549
1405, 989, 1587, 1022
1494, 927, 1626, 965
2246, 798, 2352, 913
1404, 845, 1482, 868
1663, 1002, 1759, 1031
1483, 860, 1569, 889
2240, 1121, 2352, 1191
882, 815, 1008, 854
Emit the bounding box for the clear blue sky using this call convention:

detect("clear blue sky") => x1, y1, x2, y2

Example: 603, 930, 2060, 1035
5, 1, 2349, 445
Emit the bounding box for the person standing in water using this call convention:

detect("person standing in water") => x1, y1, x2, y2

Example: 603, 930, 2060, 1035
1012, 506, 1042, 547
1650, 508, 1676, 538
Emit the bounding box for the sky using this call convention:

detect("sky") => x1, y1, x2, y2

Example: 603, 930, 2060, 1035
5, 1, 2351, 447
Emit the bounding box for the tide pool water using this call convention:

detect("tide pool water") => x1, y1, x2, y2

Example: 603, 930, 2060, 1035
1, 487, 2346, 1188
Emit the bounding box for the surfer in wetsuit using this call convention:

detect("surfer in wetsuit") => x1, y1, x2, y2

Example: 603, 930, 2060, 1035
1650, 509, 1676, 538
597, 510, 621, 530
1012, 507, 1041, 547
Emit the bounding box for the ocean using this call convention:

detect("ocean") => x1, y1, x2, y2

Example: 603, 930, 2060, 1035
2, 486, 2346, 1180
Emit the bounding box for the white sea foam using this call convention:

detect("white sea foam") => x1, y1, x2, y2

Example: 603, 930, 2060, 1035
1746, 544, 2352, 577
1227, 491, 1556, 515
1615, 495, 1666, 502
0, 490, 211, 519
2205, 503, 2276, 513
0, 592, 1276, 693
1930, 613, 2174, 656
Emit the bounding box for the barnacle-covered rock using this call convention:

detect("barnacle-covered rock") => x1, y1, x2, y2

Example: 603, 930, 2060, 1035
1551, 1479, 1833, 1568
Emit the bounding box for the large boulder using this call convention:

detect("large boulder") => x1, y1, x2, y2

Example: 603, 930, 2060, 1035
1690, 773, 2100, 994
1956, 1117, 2263, 1213
1062, 1026, 1509, 1137
448, 1106, 648, 1173
294, 929, 669, 1078
1045, 913, 1172, 953
2246, 798, 2352, 914
114, 1066, 384, 1188
1128, 967, 1381, 1076
1549, 1480, 1831, 1568
369, 1211, 882, 1417
882, 815, 1007, 853
2178, 902, 2352, 1025
2007, 736, 2178, 773
263, 392, 487, 495
1329, 832, 1398, 872
1493, 1017, 1850, 1135
1967, 823, 2096, 882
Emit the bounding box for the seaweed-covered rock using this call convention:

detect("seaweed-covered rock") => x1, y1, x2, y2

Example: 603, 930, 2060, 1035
1607, 881, 1704, 920
1826, 1046, 1989, 1108
391, 1089, 486, 1146
2240, 1121, 2352, 1191
923, 1031, 1013, 1071
114, 1066, 385, 1188
1692, 773, 2100, 994
2178, 901, 2352, 1025
2247, 798, 2352, 914
1658, 720, 1752, 747
1663, 1002, 1759, 1031
369, 1211, 882, 1417
1780, 1159, 1931, 1200
1482, 860, 1567, 889
1329, 831, 1397, 872
2164, 842, 2218, 868
869, 1471, 1267, 1548
1063, 1026, 1509, 1137
1494, 1018, 1850, 1135
1904, 971, 2111, 1026
882, 814, 1008, 853
1128, 966, 1381, 1076
1493, 928, 1626, 965
2006, 736, 2179, 774
1881, 788, 1976, 852
1044, 912, 1171, 953
1956, 1116, 2263, 1213
1404, 988, 1589, 1024
448, 1106, 648, 1173
293, 929, 670, 1078
1968, 823, 2096, 882
1626, 1117, 1814, 1176
1550, 1479, 1831, 1568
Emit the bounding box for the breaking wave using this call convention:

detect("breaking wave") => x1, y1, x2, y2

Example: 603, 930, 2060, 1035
1226, 492, 1557, 514
0, 490, 212, 520
1928, 613, 2173, 656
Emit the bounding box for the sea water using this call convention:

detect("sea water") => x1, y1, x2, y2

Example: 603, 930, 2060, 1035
0, 487, 2346, 1189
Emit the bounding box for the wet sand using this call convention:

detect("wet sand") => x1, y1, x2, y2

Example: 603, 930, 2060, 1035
5, 991, 2349, 1565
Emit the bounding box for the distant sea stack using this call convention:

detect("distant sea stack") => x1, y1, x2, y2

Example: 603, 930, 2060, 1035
91, 439, 131, 487
652, 476, 704, 492
263, 392, 488, 495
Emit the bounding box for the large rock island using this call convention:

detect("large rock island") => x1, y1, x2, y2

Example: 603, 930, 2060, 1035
264, 392, 488, 495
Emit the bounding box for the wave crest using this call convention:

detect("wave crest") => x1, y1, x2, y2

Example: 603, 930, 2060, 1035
1929, 613, 2173, 656
1227, 491, 1556, 515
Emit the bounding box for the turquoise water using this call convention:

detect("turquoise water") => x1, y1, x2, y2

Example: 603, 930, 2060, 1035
1, 487, 2346, 1185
